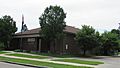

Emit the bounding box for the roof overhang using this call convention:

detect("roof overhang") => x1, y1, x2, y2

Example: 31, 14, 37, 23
13, 34, 40, 38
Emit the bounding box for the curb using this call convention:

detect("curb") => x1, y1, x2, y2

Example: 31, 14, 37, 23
1, 61, 48, 68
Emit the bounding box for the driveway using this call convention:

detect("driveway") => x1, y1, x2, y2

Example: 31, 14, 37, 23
75, 56, 120, 68
0, 62, 34, 68
96, 56, 120, 68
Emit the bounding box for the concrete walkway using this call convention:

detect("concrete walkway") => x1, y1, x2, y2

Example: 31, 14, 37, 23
0, 54, 96, 68
74, 56, 120, 68
2, 51, 120, 68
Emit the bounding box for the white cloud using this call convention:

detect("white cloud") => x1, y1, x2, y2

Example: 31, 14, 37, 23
0, 0, 120, 32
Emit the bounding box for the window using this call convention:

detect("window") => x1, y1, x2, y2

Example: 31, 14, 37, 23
28, 38, 35, 42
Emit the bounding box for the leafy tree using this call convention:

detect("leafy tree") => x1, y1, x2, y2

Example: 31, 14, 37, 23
0, 15, 17, 48
111, 29, 120, 52
76, 25, 100, 56
94, 31, 103, 55
111, 29, 120, 38
111, 29, 120, 34
39, 5, 66, 52
101, 31, 119, 55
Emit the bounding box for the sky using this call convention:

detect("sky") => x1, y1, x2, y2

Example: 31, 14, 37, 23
0, 0, 120, 33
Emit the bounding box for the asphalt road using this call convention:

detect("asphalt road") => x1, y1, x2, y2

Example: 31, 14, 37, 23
0, 62, 34, 68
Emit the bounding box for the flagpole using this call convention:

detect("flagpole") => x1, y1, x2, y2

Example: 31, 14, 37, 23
20, 14, 24, 50
118, 23, 120, 31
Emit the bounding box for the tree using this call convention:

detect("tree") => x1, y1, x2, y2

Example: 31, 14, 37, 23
111, 29, 120, 52
111, 29, 120, 34
111, 29, 120, 38
76, 25, 100, 56
0, 15, 17, 48
101, 31, 119, 55
39, 5, 66, 52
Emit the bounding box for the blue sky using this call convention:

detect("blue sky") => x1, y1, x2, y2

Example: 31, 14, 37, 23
0, 0, 120, 33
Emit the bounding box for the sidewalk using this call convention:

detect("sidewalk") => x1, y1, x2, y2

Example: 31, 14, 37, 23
0, 54, 96, 68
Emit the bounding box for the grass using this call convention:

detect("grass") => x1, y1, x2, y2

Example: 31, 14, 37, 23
0, 51, 8, 54
30, 52, 74, 58
6, 53, 48, 59
13, 50, 73, 58
53, 59, 104, 65
0, 56, 92, 68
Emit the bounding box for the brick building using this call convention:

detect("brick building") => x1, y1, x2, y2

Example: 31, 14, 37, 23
10, 26, 81, 54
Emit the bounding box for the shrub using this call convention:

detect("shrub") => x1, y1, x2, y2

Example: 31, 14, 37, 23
22, 50, 27, 53
14, 49, 22, 52
30, 51, 37, 54
22, 50, 30, 53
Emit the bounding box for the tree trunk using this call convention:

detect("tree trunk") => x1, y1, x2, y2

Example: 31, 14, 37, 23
83, 49, 86, 56
47, 40, 50, 53
53, 39, 56, 53
50, 39, 56, 53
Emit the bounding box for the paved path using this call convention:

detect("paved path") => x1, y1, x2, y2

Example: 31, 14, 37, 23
2, 51, 120, 68
0, 62, 33, 68
74, 56, 120, 68
96, 56, 120, 68
0, 54, 96, 68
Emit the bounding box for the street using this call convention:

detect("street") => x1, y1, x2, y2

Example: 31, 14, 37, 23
0, 62, 34, 68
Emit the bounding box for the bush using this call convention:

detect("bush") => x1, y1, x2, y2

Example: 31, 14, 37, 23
0, 42, 5, 50
14, 49, 22, 52
30, 51, 37, 54
22, 50, 27, 52
22, 50, 30, 53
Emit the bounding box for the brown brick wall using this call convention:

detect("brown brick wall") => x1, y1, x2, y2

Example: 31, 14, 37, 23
10, 33, 80, 55
21, 38, 37, 51
62, 33, 80, 55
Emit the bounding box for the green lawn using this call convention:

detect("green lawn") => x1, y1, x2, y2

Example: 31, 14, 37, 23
6, 53, 48, 59
0, 51, 8, 54
53, 59, 104, 65
30, 52, 74, 58
0, 56, 92, 68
